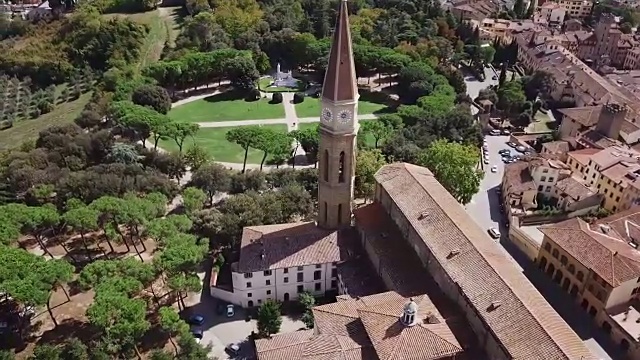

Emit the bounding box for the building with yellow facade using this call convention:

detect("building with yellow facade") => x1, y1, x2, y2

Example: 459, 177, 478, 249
567, 146, 640, 212
536, 209, 640, 358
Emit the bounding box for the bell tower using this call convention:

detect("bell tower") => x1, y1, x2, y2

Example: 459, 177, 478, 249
317, 0, 358, 229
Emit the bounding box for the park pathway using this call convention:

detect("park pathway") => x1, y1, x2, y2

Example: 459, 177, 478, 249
195, 114, 377, 128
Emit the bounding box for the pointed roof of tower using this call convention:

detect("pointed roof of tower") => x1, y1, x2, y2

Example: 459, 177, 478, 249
321, 0, 358, 103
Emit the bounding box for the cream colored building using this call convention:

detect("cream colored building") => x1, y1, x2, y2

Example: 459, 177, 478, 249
567, 146, 640, 211
501, 154, 599, 216
537, 210, 640, 358
539, 2, 567, 23
544, 0, 593, 18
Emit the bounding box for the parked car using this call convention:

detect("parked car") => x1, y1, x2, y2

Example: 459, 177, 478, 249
226, 343, 241, 356
488, 227, 501, 239
226, 304, 235, 317
189, 314, 205, 326
507, 142, 516, 148
516, 145, 526, 152
490, 129, 501, 135
502, 157, 511, 163
501, 129, 510, 135
498, 149, 510, 155
484, 158, 489, 164
191, 329, 203, 343
490, 165, 498, 173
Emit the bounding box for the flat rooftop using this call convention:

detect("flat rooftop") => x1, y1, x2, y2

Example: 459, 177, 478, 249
521, 225, 546, 245
608, 302, 640, 340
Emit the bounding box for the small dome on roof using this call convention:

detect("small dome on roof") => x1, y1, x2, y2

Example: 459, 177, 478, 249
404, 299, 418, 313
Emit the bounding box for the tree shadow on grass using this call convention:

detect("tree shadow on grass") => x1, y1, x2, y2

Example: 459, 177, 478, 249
36, 319, 99, 347
202, 91, 245, 103
359, 90, 396, 114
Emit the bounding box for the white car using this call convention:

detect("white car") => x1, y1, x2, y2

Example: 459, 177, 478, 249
488, 227, 501, 239
490, 165, 498, 173
226, 343, 240, 356
226, 304, 235, 317
484, 158, 489, 164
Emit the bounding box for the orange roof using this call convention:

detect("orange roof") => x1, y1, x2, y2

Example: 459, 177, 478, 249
373, 163, 597, 359
539, 218, 640, 286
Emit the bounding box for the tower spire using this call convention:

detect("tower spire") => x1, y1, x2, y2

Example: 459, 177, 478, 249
321, 0, 358, 103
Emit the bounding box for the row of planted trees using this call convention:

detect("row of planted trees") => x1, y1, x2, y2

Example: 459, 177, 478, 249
0, 187, 213, 358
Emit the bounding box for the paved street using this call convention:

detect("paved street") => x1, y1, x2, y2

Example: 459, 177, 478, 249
465, 66, 499, 100
463, 136, 621, 359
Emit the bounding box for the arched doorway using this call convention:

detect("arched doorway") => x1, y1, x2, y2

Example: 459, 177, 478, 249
547, 263, 555, 277
562, 278, 570, 291
602, 321, 612, 334
570, 284, 579, 298
554, 269, 563, 284
581, 299, 589, 309
539, 256, 548, 270
248, 300, 254, 307
284, 293, 290, 301
621, 339, 630, 352
588, 306, 597, 317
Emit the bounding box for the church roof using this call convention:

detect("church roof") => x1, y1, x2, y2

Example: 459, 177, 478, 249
321, 0, 358, 103
373, 163, 597, 360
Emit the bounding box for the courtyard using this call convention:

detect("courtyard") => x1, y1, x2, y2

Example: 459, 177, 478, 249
168, 91, 285, 123
157, 125, 288, 164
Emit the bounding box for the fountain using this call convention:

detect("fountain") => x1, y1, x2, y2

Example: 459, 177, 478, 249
269, 63, 300, 88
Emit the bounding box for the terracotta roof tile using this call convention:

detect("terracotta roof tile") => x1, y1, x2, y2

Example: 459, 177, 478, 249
237, 222, 352, 273
502, 161, 536, 195
256, 291, 465, 360
542, 141, 571, 154
568, 148, 599, 166
373, 163, 597, 360
539, 218, 640, 286
559, 106, 602, 127
554, 177, 594, 200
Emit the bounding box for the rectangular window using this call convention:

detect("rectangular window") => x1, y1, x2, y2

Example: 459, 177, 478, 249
548, 177, 554, 182
297, 273, 304, 282
267, 290, 271, 295
604, 188, 608, 194
248, 293, 252, 298
283, 268, 289, 274
284, 277, 289, 283
297, 266, 304, 271
331, 280, 337, 289
545, 186, 551, 192
315, 283, 321, 291
314, 270, 321, 280
316, 264, 321, 269
538, 185, 544, 191
246, 282, 252, 288
331, 269, 337, 278
542, 168, 549, 173
264, 270, 272, 276
266, 280, 271, 286
258, 299, 262, 304
297, 285, 304, 293
541, 176, 547, 182
244, 273, 253, 278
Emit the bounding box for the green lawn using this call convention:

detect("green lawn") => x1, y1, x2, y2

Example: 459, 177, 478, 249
294, 92, 391, 118
0, 93, 91, 151
258, 77, 306, 93
528, 112, 557, 133
157, 125, 288, 164
298, 121, 376, 147
169, 92, 286, 123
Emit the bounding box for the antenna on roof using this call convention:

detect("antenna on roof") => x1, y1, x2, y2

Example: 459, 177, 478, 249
488, 301, 501, 311
418, 211, 429, 220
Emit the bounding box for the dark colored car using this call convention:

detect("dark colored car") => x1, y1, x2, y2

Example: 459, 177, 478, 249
189, 314, 205, 326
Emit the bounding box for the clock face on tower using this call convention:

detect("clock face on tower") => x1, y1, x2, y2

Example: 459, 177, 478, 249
322, 108, 333, 123
338, 109, 352, 124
